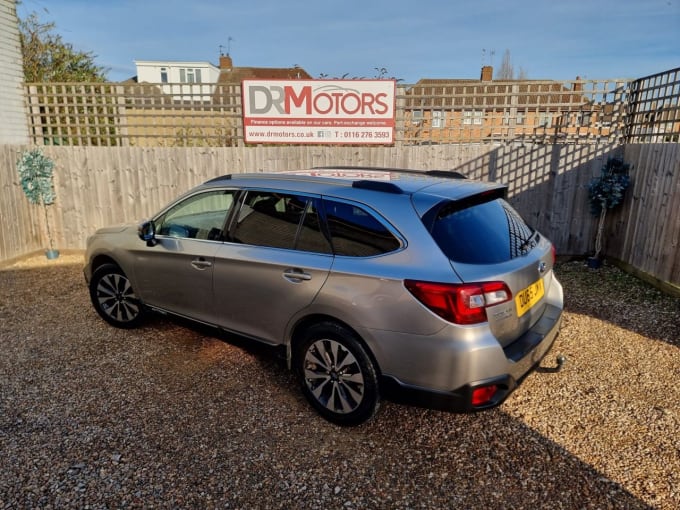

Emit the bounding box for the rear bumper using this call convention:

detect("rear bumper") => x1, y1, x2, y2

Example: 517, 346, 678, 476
382, 374, 517, 412
381, 303, 562, 412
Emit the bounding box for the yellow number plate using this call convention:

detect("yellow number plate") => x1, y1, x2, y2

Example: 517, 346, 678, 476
515, 278, 545, 317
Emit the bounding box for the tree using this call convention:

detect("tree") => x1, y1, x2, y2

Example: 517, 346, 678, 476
497, 49, 514, 80
17, 148, 59, 257
588, 157, 631, 264
495, 50, 528, 80
18, 11, 107, 82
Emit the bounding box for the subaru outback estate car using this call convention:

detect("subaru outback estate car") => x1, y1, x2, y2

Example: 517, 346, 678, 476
84, 168, 563, 425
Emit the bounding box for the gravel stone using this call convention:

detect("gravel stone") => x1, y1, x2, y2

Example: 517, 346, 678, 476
0, 254, 678, 509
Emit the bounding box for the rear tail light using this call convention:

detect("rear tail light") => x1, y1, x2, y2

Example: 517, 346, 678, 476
404, 280, 512, 325
551, 244, 556, 265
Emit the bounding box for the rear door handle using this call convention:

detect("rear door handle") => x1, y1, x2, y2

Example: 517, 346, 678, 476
191, 257, 213, 270
283, 268, 312, 282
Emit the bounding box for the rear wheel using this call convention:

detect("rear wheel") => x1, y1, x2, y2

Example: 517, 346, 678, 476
89, 264, 145, 328
295, 322, 380, 425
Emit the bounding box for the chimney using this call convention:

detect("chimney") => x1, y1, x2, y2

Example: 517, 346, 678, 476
573, 76, 582, 92
220, 54, 233, 70
481, 66, 493, 81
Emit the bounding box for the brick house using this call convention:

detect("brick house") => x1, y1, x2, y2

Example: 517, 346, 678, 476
403, 66, 614, 143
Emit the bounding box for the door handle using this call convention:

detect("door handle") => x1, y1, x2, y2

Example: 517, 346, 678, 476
191, 258, 213, 270
283, 268, 312, 282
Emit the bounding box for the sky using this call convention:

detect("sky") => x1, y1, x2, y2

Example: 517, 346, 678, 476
16, 0, 680, 83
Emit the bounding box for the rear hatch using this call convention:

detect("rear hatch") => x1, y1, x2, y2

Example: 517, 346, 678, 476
418, 187, 555, 347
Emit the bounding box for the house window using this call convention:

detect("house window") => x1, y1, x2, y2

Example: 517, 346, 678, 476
536, 113, 553, 128
412, 110, 424, 126
432, 111, 446, 128
504, 111, 526, 125
160, 67, 168, 83
463, 110, 483, 125
179, 68, 203, 83
577, 111, 592, 126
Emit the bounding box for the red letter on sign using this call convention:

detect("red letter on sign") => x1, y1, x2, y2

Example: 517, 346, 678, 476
285, 86, 312, 114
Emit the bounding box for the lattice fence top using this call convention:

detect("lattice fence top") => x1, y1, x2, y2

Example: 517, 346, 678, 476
25, 68, 679, 147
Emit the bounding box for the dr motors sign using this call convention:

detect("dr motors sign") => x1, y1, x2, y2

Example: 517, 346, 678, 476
242, 80, 395, 144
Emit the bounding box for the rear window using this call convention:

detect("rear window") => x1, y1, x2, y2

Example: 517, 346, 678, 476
430, 198, 536, 264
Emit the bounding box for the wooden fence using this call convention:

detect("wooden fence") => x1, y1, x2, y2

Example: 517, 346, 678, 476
2, 142, 678, 291
609, 143, 680, 287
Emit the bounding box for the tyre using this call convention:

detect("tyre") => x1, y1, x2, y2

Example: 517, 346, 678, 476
295, 322, 380, 426
89, 263, 145, 328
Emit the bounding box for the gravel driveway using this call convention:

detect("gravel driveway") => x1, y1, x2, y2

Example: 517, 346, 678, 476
1, 254, 678, 509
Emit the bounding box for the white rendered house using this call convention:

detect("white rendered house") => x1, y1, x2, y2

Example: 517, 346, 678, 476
134, 60, 221, 101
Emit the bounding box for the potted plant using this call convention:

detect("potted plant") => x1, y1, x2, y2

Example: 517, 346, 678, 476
17, 148, 59, 259
587, 156, 631, 268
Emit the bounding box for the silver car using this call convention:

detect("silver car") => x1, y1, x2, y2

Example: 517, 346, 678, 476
84, 168, 563, 425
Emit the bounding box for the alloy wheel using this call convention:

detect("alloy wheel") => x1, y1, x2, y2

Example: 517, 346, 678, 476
303, 338, 366, 414
96, 272, 140, 324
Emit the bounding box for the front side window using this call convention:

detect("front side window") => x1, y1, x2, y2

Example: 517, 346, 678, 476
323, 200, 401, 257
156, 190, 235, 241
230, 191, 331, 253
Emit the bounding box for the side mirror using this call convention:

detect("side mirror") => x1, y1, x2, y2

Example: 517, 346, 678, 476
138, 220, 157, 246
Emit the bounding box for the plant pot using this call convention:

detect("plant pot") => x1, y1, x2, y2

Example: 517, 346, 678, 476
587, 256, 601, 269
45, 249, 60, 260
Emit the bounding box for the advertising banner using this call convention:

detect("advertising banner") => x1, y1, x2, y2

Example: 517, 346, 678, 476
242, 80, 395, 144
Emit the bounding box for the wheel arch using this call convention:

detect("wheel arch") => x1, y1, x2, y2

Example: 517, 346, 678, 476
89, 254, 121, 274
288, 314, 382, 378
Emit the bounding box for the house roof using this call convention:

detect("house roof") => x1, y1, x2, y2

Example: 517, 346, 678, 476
217, 66, 312, 84
212, 56, 312, 104
406, 78, 590, 111
216, 54, 312, 83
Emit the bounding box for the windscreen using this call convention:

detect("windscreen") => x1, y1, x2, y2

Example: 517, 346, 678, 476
430, 198, 537, 264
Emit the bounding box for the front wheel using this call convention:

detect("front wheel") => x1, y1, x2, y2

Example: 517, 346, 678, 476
89, 263, 145, 328
295, 322, 380, 426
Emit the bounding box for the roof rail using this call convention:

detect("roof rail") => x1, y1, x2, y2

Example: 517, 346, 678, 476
424, 170, 467, 179
313, 166, 466, 179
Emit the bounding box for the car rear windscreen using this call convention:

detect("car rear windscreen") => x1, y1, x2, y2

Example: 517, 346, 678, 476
429, 198, 537, 264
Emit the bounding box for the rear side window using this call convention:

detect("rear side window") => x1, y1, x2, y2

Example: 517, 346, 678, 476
323, 200, 401, 256
230, 190, 331, 253
430, 198, 536, 264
